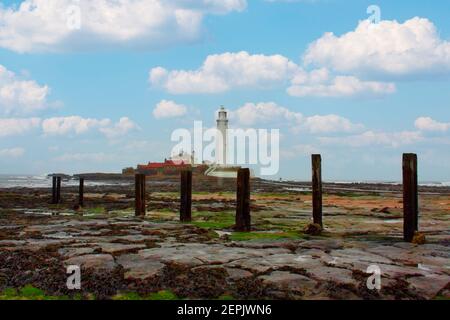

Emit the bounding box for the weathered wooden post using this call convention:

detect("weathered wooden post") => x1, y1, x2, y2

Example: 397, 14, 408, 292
235, 168, 251, 231
56, 176, 62, 204
180, 170, 192, 222
140, 174, 146, 215
312, 154, 323, 227
135, 174, 146, 216
403, 153, 418, 242
78, 178, 84, 207
52, 176, 57, 204
135, 174, 142, 216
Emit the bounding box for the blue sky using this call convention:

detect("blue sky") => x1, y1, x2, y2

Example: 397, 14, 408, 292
0, 0, 449, 182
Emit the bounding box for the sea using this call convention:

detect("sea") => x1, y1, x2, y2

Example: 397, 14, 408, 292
0, 175, 132, 189
0, 174, 449, 189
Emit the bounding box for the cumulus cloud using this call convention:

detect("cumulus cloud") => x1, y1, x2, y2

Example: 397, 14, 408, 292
153, 100, 188, 119
231, 102, 303, 126
415, 117, 450, 132
0, 118, 41, 137
301, 114, 364, 134
231, 102, 363, 133
99, 117, 139, 139
150, 52, 395, 97
42, 116, 110, 135
0, 147, 25, 158
42, 116, 137, 138
0, 0, 247, 53
149, 51, 299, 94
149, 18, 450, 97
319, 131, 423, 148
0, 65, 50, 115
304, 17, 450, 78
287, 68, 396, 97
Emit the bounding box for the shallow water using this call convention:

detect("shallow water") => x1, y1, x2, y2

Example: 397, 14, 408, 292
0, 174, 132, 189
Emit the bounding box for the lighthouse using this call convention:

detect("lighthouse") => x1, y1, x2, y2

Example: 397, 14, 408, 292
216, 106, 228, 165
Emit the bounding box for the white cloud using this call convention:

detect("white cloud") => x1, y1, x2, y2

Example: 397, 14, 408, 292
231, 102, 363, 133
0, 65, 50, 115
231, 102, 303, 126
0, 147, 25, 158
42, 116, 110, 135
302, 114, 364, 133
0, 118, 41, 137
42, 116, 137, 138
319, 131, 423, 148
415, 117, 450, 132
288, 69, 396, 97
0, 0, 247, 53
149, 18, 450, 98
153, 100, 188, 119
149, 51, 299, 94
150, 52, 395, 97
304, 17, 450, 78
99, 117, 139, 139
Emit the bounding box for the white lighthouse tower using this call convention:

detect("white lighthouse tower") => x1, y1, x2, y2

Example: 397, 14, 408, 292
216, 106, 228, 165
205, 106, 241, 178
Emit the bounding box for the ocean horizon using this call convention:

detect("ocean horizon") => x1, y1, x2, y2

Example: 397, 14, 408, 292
0, 174, 448, 189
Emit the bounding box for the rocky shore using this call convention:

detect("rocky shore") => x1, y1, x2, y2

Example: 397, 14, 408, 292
0, 178, 449, 300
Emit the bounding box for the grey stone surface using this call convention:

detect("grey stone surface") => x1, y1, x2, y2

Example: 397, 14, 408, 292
2, 212, 449, 299
58, 247, 97, 259
407, 274, 450, 299
259, 271, 319, 297
91, 242, 146, 255
306, 265, 358, 286
116, 254, 165, 280
225, 268, 254, 281
64, 254, 117, 271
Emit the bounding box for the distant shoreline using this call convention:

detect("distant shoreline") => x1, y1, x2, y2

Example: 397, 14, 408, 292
0, 174, 449, 195
0, 173, 449, 187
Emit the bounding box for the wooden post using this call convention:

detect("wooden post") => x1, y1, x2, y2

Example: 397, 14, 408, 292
78, 178, 84, 207
56, 176, 61, 204
403, 153, 418, 242
140, 174, 146, 216
235, 168, 251, 231
135, 174, 141, 216
52, 176, 57, 204
135, 174, 146, 216
312, 154, 323, 227
180, 170, 192, 222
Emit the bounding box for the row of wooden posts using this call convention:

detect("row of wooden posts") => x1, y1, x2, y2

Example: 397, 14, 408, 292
131, 168, 252, 232
51, 153, 419, 242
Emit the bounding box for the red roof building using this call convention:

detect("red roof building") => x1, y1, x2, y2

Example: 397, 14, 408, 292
137, 159, 190, 176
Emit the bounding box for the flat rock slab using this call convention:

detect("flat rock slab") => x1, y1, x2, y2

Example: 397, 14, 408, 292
58, 247, 97, 259
407, 275, 450, 299
138, 244, 292, 267
64, 254, 117, 271
2, 211, 449, 300
306, 265, 358, 287
375, 263, 429, 279
227, 253, 323, 274
259, 271, 319, 298
330, 248, 393, 265
23, 239, 75, 251
225, 268, 254, 281
116, 254, 165, 280
91, 243, 146, 255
